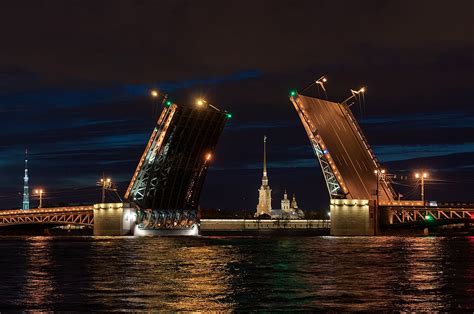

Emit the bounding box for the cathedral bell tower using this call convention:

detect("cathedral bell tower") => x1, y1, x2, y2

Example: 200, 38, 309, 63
256, 135, 272, 217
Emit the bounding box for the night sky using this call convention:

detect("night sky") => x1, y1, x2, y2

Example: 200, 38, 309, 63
1, 1, 473, 211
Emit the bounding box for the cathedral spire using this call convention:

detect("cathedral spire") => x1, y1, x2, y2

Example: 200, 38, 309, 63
262, 135, 268, 186
22, 148, 30, 210
256, 135, 272, 216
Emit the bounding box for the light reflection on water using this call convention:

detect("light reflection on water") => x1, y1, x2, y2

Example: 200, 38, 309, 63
0, 236, 472, 311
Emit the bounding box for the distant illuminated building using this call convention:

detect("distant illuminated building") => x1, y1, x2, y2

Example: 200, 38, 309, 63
256, 135, 272, 217
254, 136, 304, 219
270, 191, 305, 219
22, 149, 29, 210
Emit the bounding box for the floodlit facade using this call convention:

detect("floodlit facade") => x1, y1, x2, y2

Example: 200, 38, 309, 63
256, 136, 272, 216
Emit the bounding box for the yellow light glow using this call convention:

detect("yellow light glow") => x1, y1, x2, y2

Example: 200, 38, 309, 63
196, 99, 205, 106
360, 87, 366, 93
106, 178, 111, 183
415, 173, 420, 178
150, 90, 159, 97
206, 153, 212, 161
322, 77, 327, 82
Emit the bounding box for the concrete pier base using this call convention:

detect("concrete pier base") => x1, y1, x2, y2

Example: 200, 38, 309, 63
93, 203, 136, 236
330, 199, 376, 236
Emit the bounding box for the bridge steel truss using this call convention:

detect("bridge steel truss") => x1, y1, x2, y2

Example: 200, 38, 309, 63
290, 94, 345, 198
0, 207, 94, 227
388, 206, 474, 224
125, 101, 228, 230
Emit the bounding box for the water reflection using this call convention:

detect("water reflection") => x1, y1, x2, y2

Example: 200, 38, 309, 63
86, 237, 237, 311
0, 236, 471, 311
21, 237, 59, 309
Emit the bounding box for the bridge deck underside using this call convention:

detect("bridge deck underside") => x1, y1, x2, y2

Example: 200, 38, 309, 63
297, 95, 393, 201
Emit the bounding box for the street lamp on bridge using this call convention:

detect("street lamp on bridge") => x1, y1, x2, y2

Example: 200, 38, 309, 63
415, 171, 429, 203
342, 87, 366, 105
298, 75, 328, 96
97, 177, 117, 203
34, 189, 44, 208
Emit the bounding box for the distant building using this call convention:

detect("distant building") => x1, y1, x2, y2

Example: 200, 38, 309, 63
270, 191, 304, 220
255, 136, 304, 219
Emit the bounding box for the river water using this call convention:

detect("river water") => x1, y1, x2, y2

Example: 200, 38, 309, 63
0, 236, 472, 311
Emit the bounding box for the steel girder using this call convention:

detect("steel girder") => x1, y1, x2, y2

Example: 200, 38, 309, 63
125, 101, 227, 230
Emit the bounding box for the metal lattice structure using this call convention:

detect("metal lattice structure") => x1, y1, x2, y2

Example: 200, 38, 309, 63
290, 95, 344, 198
125, 102, 228, 229
389, 207, 474, 224
290, 93, 395, 201
0, 206, 94, 227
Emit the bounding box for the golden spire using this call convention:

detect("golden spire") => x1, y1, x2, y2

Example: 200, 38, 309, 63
263, 135, 267, 176
262, 135, 268, 186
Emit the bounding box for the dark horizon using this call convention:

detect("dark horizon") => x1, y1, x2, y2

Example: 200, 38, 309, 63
1, 0, 473, 211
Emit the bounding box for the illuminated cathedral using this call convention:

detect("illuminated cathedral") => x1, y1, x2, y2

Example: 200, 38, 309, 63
255, 136, 304, 219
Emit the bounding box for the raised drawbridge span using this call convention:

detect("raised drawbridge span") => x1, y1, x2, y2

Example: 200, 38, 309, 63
125, 100, 228, 231
290, 93, 395, 201
290, 90, 472, 234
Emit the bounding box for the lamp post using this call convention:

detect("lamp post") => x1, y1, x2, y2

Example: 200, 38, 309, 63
342, 87, 366, 105
97, 177, 114, 203
415, 171, 429, 203
34, 189, 44, 208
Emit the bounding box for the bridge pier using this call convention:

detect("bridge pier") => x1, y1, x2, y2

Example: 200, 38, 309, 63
93, 203, 136, 236
330, 199, 377, 236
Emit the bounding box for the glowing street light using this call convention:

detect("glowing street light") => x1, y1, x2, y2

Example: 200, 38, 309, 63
150, 90, 159, 98
34, 189, 44, 208
415, 171, 429, 203
97, 176, 116, 203
315, 76, 327, 93
342, 86, 366, 104
196, 99, 206, 106
205, 153, 212, 161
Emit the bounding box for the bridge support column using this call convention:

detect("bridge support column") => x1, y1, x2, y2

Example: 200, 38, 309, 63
330, 199, 376, 236
93, 203, 136, 236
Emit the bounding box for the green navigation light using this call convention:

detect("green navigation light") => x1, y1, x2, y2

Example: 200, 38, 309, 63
425, 214, 432, 221
165, 100, 172, 106
290, 90, 297, 97
226, 113, 233, 119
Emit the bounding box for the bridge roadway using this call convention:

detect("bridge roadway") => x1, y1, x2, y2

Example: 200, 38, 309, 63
0, 206, 94, 227
295, 95, 393, 201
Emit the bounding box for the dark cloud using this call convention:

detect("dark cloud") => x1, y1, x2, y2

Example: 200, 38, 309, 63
0, 1, 473, 210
